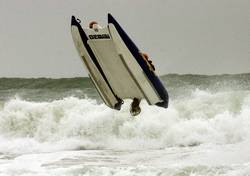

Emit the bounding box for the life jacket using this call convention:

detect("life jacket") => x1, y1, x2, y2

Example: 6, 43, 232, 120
141, 52, 155, 71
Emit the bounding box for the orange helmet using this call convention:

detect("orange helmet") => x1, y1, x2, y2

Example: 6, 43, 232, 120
89, 21, 98, 28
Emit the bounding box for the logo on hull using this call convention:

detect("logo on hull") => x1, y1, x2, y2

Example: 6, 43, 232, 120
89, 34, 110, 39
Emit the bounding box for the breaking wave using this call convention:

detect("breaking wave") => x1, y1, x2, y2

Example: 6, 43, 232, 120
0, 87, 250, 154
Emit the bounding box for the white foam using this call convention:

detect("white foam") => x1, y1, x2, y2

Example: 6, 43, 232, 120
0, 89, 250, 154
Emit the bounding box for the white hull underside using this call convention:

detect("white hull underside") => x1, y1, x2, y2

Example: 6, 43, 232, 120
71, 24, 161, 109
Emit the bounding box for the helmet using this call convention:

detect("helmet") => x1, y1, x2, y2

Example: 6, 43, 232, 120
89, 21, 98, 28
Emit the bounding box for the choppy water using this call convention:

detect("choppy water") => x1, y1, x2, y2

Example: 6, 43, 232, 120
0, 74, 250, 176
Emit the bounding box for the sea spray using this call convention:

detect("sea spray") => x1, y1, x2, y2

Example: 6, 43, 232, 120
0, 90, 249, 154
1, 74, 250, 175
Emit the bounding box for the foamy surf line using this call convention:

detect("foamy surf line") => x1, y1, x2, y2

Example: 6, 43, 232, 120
1, 145, 250, 176
0, 89, 250, 154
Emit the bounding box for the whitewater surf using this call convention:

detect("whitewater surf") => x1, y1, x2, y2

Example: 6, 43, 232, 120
0, 74, 250, 175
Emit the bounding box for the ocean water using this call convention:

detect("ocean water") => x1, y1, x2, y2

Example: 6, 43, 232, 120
0, 74, 250, 176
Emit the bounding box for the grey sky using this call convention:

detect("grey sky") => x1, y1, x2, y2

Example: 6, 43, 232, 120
0, 0, 249, 78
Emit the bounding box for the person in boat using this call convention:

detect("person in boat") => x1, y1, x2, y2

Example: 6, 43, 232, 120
89, 21, 102, 31
140, 52, 155, 71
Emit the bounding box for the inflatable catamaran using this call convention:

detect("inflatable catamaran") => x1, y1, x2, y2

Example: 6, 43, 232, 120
71, 13, 168, 115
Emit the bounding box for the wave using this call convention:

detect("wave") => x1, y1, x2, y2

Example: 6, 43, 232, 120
0, 73, 250, 90
0, 88, 250, 154
0, 77, 91, 90
1, 73, 250, 104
